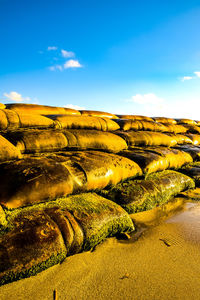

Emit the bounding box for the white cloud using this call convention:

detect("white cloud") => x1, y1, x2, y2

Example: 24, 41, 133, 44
49, 65, 63, 71
181, 76, 193, 81
127, 93, 164, 105
3, 91, 31, 102
47, 46, 57, 51
121, 92, 200, 120
64, 104, 85, 110
61, 49, 75, 58
64, 59, 82, 69
194, 71, 200, 77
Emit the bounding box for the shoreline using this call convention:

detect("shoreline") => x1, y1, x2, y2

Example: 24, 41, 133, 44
1, 200, 200, 299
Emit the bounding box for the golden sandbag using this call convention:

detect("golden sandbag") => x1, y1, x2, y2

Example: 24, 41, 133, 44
6, 103, 81, 115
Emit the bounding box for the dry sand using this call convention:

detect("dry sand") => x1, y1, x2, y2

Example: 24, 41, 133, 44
1, 200, 200, 300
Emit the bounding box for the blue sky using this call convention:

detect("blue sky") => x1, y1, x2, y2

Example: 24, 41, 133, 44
1, 0, 200, 118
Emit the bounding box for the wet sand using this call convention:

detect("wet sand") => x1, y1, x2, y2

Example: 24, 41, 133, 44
1, 200, 200, 300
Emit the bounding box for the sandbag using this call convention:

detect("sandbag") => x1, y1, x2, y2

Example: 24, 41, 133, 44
5, 129, 127, 153
116, 115, 153, 122
119, 147, 193, 174
153, 117, 177, 124
0, 151, 142, 208
183, 124, 200, 134
60, 151, 142, 190
116, 131, 177, 147
179, 163, 200, 185
180, 187, 200, 200
100, 170, 195, 213
176, 118, 196, 125
47, 115, 119, 131
175, 145, 200, 160
18, 113, 55, 128
5, 130, 68, 153
0, 209, 67, 286
0, 193, 134, 285
162, 124, 188, 134
6, 103, 81, 115
185, 134, 200, 145
0, 109, 20, 130
0, 109, 55, 130
166, 134, 192, 145
80, 110, 118, 119
63, 130, 128, 152
143, 147, 193, 170
0, 157, 75, 208
113, 119, 167, 132
0, 103, 5, 109
0, 135, 21, 162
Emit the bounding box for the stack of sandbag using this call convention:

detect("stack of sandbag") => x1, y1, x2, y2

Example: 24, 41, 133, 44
4, 129, 128, 153
0, 151, 142, 208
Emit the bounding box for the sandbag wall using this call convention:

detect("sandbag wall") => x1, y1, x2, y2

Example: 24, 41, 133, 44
1, 102, 200, 285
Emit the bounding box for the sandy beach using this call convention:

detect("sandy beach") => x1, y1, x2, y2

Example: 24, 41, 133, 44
0, 199, 200, 300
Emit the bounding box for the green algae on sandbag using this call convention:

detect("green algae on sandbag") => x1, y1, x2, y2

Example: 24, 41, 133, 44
0, 206, 7, 227
119, 147, 192, 174
100, 170, 195, 214
45, 193, 134, 250
0, 209, 67, 286
0, 134, 21, 162
6, 103, 81, 115
0, 193, 134, 285
179, 162, 200, 186
47, 115, 120, 131
116, 131, 177, 147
